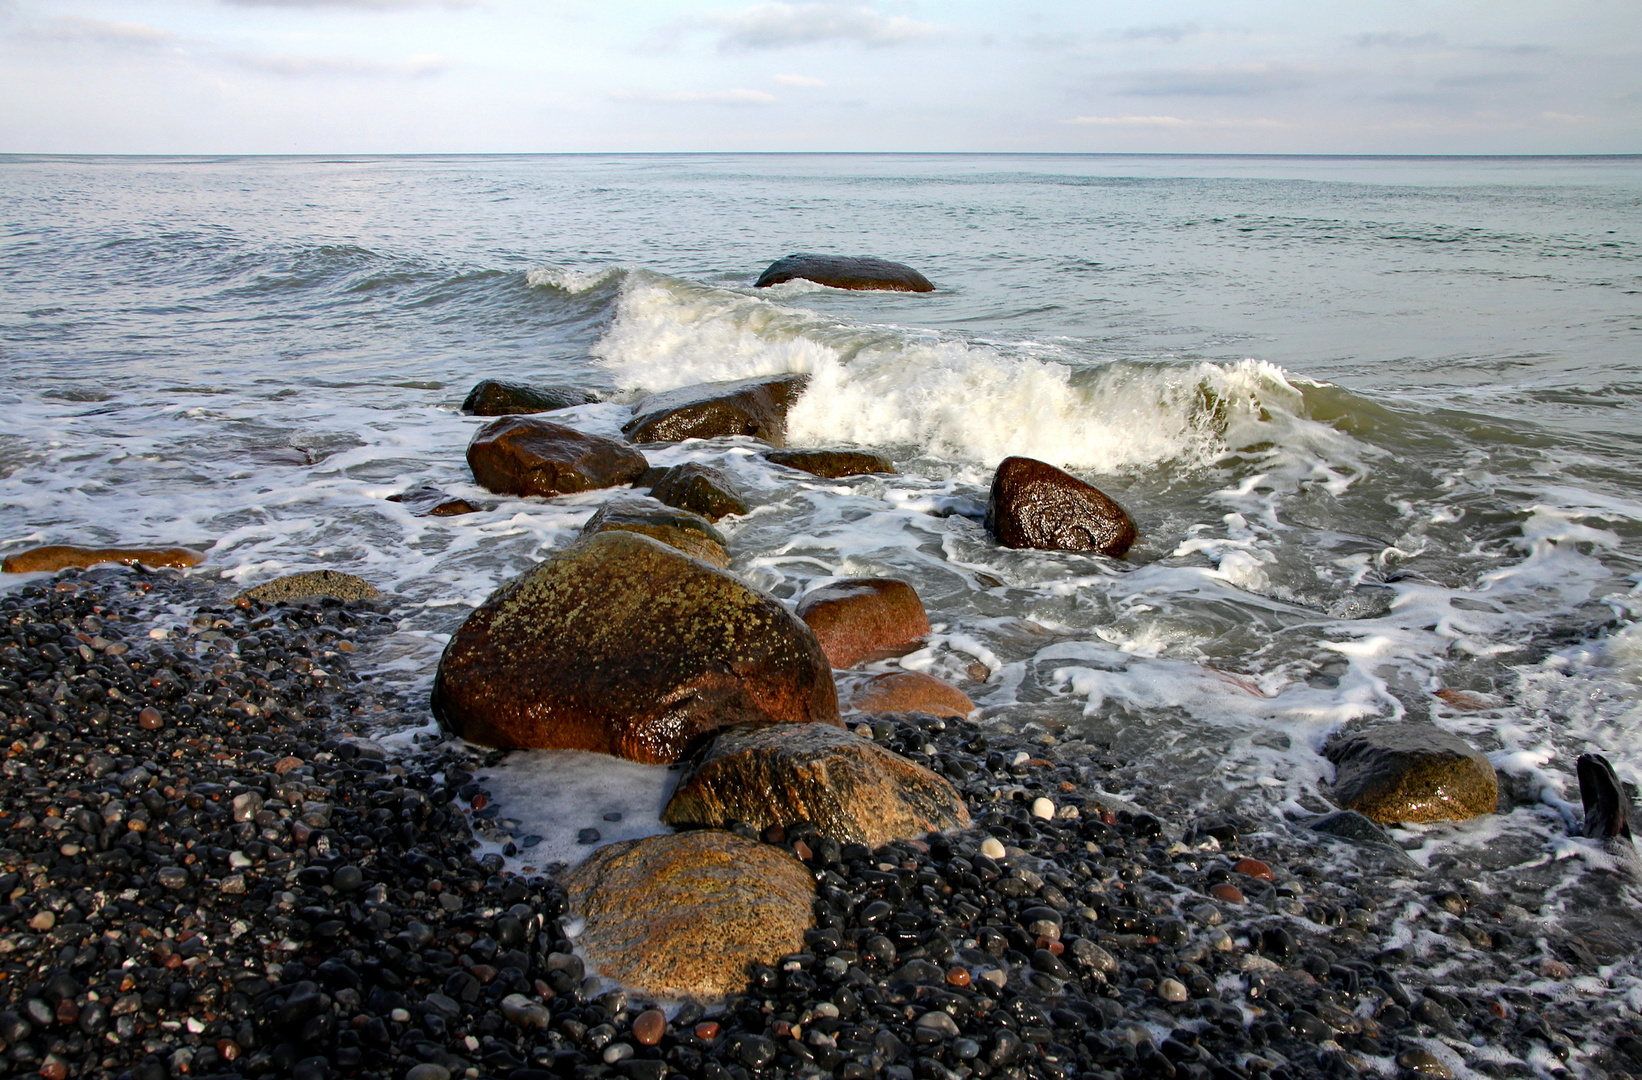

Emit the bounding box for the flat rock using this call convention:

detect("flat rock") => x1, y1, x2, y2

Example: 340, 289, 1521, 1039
985, 456, 1136, 557
797, 578, 930, 669
467, 416, 648, 498
754, 254, 934, 293
2, 545, 206, 573
662, 722, 970, 847
765, 449, 896, 478
236, 570, 381, 604
431, 531, 839, 763
580, 495, 730, 568
846, 671, 975, 718
564, 830, 815, 999
622, 375, 808, 446
462, 378, 595, 416
1325, 724, 1499, 823
646, 462, 748, 521
388, 485, 479, 517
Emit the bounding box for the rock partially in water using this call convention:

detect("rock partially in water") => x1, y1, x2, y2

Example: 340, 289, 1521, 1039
622, 375, 809, 446
1325, 724, 1499, 823
765, 449, 896, 479
845, 671, 975, 719
753, 254, 934, 293
563, 830, 815, 998
387, 485, 479, 517
432, 531, 839, 763
985, 456, 1136, 558
646, 462, 748, 521
1578, 752, 1641, 876
462, 378, 595, 416
2, 545, 205, 573
797, 578, 930, 669
235, 570, 381, 604
580, 495, 730, 568
467, 416, 648, 497
662, 722, 970, 846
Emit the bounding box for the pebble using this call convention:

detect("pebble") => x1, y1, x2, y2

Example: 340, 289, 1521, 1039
138, 705, 164, 729
632, 1007, 666, 1045
1210, 883, 1246, 904
1233, 856, 1274, 881
979, 836, 1006, 859
406, 1066, 452, 1080
1158, 977, 1188, 1002
1030, 796, 1055, 820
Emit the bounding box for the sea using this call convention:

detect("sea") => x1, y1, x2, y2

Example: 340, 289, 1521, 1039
3, 153, 1641, 879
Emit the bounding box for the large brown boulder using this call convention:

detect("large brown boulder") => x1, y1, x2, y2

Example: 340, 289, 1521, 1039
985, 456, 1136, 558
1325, 724, 1499, 824
622, 375, 809, 446
846, 671, 975, 718
766, 449, 896, 479
646, 463, 748, 521
431, 531, 839, 763
563, 831, 814, 999
754, 254, 934, 293
797, 578, 930, 669
467, 416, 647, 498
2, 545, 205, 573
662, 723, 970, 846
462, 379, 595, 416
580, 496, 730, 568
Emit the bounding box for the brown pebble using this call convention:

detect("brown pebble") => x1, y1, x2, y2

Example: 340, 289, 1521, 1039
273, 755, 303, 774
1047, 940, 1064, 956
694, 1020, 720, 1041
54, 999, 79, 1025
471, 793, 488, 811
39, 1059, 68, 1080
1210, 883, 1245, 904
792, 839, 813, 862
218, 1040, 241, 1061
762, 824, 786, 843
138, 706, 164, 730
945, 967, 971, 987
471, 964, 496, 984
1233, 857, 1274, 881
632, 1008, 666, 1046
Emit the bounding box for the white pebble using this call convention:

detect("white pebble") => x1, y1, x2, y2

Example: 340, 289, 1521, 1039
391, 1008, 411, 1023
1030, 797, 1055, 821
980, 837, 1006, 860
1158, 978, 1188, 1003
149, 627, 168, 640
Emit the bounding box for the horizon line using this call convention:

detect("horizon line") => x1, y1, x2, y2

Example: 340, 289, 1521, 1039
2, 151, 1640, 161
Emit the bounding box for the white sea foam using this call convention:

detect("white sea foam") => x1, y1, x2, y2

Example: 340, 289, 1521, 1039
525, 264, 626, 294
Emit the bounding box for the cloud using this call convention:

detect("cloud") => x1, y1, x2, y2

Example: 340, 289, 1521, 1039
1117, 63, 1315, 97
228, 51, 451, 76
610, 87, 778, 105
1067, 114, 1289, 129
1110, 24, 1200, 44
21, 16, 180, 49
218, 0, 478, 8
1351, 31, 1444, 48
706, 3, 945, 50
773, 73, 825, 87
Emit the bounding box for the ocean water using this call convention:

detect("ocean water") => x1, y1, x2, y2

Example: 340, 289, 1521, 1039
3, 153, 1642, 880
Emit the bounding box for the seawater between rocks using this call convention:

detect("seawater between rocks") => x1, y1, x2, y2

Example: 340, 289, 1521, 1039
2, 154, 1642, 1077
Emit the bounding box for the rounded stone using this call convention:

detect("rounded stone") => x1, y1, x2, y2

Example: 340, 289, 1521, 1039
623, 375, 809, 446
580, 495, 731, 568
2, 544, 206, 573
753, 254, 934, 293
236, 570, 380, 604
467, 415, 647, 498
1030, 797, 1055, 820
984, 456, 1136, 557
632, 1008, 666, 1046
797, 578, 931, 669
765, 448, 897, 478
1325, 724, 1499, 823
1158, 978, 1189, 1003
845, 671, 975, 719
1233, 857, 1274, 881
980, 837, 1006, 860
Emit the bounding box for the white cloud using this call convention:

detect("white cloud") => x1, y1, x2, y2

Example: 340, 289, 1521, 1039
21, 16, 180, 49
1067, 114, 1289, 129
218, 0, 478, 9
708, 3, 945, 50
773, 73, 825, 87
610, 87, 778, 105
228, 51, 451, 77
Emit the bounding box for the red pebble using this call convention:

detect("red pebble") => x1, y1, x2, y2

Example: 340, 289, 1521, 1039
632, 1008, 666, 1047
471, 793, 488, 811
946, 968, 971, 988
694, 1021, 721, 1041
762, 824, 786, 844
54, 999, 79, 1025
38, 1059, 68, 1080
138, 707, 164, 730
218, 1039, 242, 1061
792, 840, 813, 862
1210, 883, 1245, 905
1233, 858, 1274, 882
1047, 940, 1065, 956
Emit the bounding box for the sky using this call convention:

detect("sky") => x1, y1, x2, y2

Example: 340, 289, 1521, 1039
0, 1, 1638, 154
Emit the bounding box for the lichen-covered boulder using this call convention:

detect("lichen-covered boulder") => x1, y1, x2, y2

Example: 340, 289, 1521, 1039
766, 449, 896, 479
646, 462, 749, 521
985, 456, 1136, 558
580, 496, 730, 568
462, 379, 595, 416
622, 375, 809, 446
754, 254, 934, 293
236, 570, 380, 604
467, 416, 647, 498
564, 831, 814, 999
797, 578, 930, 669
662, 723, 970, 847
431, 531, 839, 763
2, 545, 206, 574
846, 671, 975, 718
1325, 725, 1499, 824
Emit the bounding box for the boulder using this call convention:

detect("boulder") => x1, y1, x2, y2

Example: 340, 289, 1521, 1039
797, 578, 930, 669
462, 379, 595, 416
2, 545, 206, 574
846, 671, 975, 719
754, 254, 935, 293
622, 375, 809, 446
766, 449, 896, 479
1325, 725, 1499, 824
387, 485, 478, 517
646, 463, 748, 521
580, 496, 730, 568
467, 416, 647, 498
662, 723, 971, 847
985, 456, 1136, 558
236, 570, 381, 604
431, 531, 839, 763
563, 830, 814, 999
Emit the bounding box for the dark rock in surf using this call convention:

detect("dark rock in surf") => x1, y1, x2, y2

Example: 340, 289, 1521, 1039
580, 495, 730, 568
462, 379, 595, 416
467, 416, 647, 498
431, 531, 839, 763
984, 456, 1137, 558
754, 254, 934, 293
646, 462, 749, 521
797, 578, 931, 669
388, 484, 479, 517
1306, 810, 1420, 868
1578, 753, 1641, 875
623, 375, 809, 446
1, 544, 206, 574
766, 448, 897, 478
1324, 724, 1498, 823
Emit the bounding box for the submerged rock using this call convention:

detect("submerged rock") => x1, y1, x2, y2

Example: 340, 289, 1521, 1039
563, 830, 815, 998
580, 495, 730, 568
1306, 810, 1420, 868
646, 462, 748, 521
1325, 724, 1499, 823
846, 671, 975, 718
431, 531, 839, 763
387, 485, 479, 517
797, 578, 931, 669
985, 456, 1136, 558
236, 570, 381, 604
754, 254, 935, 293
462, 378, 595, 416
766, 448, 896, 478
467, 416, 647, 498
622, 375, 809, 446
661, 722, 970, 846
2, 545, 205, 573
